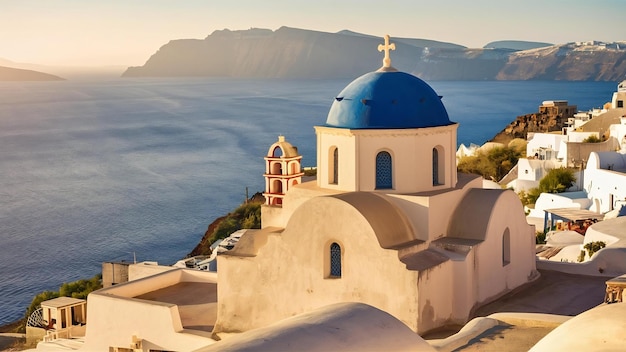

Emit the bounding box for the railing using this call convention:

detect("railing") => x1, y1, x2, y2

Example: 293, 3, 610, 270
26, 307, 44, 328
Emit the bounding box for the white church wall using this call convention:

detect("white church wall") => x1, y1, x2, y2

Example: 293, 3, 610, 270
315, 127, 356, 191
446, 189, 536, 319
354, 125, 457, 193
215, 196, 421, 334
416, 261, 456, 333
315, 124, 457, 194
473, 192, 536, 304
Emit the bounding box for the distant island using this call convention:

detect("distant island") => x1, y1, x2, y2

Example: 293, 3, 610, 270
0, 65, 64, 81
123, 27, 626, 81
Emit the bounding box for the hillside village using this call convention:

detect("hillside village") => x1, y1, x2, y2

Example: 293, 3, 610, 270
15, 38, 626, 352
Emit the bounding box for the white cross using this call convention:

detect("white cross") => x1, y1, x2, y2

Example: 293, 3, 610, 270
377, 34, 396, 68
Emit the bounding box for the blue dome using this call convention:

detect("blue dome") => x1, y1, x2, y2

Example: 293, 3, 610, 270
326, 71, 451, 129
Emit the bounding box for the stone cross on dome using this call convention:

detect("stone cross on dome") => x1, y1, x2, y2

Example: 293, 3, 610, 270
377, 34, 396, 70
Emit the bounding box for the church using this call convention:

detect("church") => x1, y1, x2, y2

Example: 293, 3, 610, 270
213, 35, 537, 336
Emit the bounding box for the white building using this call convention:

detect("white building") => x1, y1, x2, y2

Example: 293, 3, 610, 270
214, 36, 537, 336
584, 150, 626, 213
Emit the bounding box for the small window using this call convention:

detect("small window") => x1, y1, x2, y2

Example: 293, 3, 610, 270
330, 242, 342, 277
375, 151, 392, 189
618, 100, 624, 108
433, 146, 444, 186
502, 228, 511, 266
432, 148, 439, 185
329, 147, 338, 185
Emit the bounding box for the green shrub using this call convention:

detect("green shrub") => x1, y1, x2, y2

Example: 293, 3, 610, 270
584, 241, 606, 258
536, 231, 546, 244
21, 274, 102, 332
582, 135, 602, 143
58, 274, 102, 299
538, 168, 576, 193
519, 168, 576, 206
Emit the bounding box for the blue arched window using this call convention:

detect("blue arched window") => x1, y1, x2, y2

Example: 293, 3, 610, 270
330, 242, 342, 277
376, 151, 392, 189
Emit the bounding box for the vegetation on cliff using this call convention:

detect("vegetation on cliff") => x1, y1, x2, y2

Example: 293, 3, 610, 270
8, 274, 103, 333
188, 193, 264, 257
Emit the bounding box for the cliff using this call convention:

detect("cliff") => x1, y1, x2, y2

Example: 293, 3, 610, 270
0, 65, 64, 81
123, 27, 626, 81
188, 192, 265, 257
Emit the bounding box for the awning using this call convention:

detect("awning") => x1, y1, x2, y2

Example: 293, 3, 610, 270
543, 207, 604, 233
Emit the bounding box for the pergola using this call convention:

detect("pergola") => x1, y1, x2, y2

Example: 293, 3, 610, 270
40, 296, 86, 340
543, 208, 604, 233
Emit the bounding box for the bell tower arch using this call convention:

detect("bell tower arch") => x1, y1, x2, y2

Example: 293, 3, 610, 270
263, 136, 303, 206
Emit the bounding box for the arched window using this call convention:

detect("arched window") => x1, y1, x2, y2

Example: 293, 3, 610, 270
329, 147, 338, 185
432, 148, 439, 185
330, 242, 342, 277
272, 146, 284, 158
376, 151, 392, 189
502, 228, 511, 266
433, 146, 444, 186
271, 161, 283, 175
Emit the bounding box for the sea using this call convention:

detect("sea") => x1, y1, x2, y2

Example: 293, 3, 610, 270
0, 77, 618, 325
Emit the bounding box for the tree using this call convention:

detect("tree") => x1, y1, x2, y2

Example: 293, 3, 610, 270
457, 145, 523, 181
537, 167, 576, 194
519, 168, 576, 206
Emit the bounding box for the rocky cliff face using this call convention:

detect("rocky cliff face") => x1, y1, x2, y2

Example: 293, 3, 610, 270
497, 42, 626, 81
490, 112, 567, 144
123, 28, 626, 81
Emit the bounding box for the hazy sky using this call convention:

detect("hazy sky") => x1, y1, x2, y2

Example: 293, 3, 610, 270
1, 0, 624, 67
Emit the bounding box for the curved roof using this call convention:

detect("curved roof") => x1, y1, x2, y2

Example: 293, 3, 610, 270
266, 135, 300, 158
198, 303, 435, 352
530, 303, 626, 351
325, 71, 452, 129
331, 192, 419, 248
448, 189, 507, 241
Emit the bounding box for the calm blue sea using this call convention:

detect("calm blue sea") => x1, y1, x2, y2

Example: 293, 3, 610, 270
0, 77, 617, 325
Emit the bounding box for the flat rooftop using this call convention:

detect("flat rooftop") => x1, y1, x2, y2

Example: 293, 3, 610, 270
135, 282, 217, 333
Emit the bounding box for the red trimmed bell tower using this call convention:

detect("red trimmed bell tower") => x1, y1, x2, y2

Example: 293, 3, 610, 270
263, 136, 303, 206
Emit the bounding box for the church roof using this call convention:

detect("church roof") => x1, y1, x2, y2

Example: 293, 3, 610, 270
324, 35, 452, 130
332, 192, 419, 249
325, 70, 452, 129
266, 135, 299, 158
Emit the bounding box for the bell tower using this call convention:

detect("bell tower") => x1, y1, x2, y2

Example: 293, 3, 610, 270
263, 135, 303, 206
